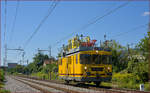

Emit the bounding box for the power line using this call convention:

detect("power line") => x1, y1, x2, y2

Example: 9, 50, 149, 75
23, 0, 60, 49
9, 0, 59, 64
9, 0, 20, 45
52, 1, 130, 47
111, 23, 148, 38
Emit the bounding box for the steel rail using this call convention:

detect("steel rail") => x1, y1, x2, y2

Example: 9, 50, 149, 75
13, 77, 52, 93
14, 76, 81, 93
16, 75, 150, 93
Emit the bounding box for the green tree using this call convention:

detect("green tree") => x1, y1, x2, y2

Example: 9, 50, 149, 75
133, 61, 149, 83
15, 65, 25, 73
25, 53, 49, 74
7, 65, 25, 74
42, 63, 57, 73
111, 40, 128, 72
136, 34, 149, 59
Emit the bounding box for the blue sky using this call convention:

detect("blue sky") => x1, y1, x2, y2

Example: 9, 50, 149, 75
1, 1, 149, 65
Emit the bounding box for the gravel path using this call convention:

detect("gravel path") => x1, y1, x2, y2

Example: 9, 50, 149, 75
4, 76, 41, 93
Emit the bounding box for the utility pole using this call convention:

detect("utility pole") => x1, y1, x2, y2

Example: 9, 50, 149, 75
27, 59, 29, 65
19, 60, 21, 65
127, 44, 130, 55
104, 34, 106, 41
127, 44, 131, 62
49, 45, 51, 80
4, 44, 7, 67
148, 23, 150, 90
49, 46, 51, 59
100, 40, 102, 47
22, 51, 25, 65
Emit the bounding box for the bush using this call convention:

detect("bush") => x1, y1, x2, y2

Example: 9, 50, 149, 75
31, 71, 58, 80
112, 73, 140, 89
0, 69, 5, 82
133, 62, 149, 83
145, 83, 150, 91
112, 71, 150, 90
112, 73, 132, 83
127, 61, 149, 83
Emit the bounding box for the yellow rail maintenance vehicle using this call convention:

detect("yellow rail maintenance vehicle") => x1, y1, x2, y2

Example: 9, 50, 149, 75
58, 35, 112, 86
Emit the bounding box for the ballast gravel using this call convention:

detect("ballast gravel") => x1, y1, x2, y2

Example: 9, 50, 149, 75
4, 76, 40, 93
17, 76, 102, 93
15, 77, 65, 93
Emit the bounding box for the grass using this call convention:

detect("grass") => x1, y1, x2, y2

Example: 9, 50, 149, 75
101, 82, 150, 91
101, 82, 112, 87
0, 82, 10, 93
31, 72, 58, 80
144, 82, 150, 91
0, 82, 4, 88
89, 80, 150, 91
0, 89, 10, 93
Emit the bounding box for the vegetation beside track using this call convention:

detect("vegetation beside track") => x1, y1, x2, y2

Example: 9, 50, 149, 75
0, 69, 5, 82
31, 66, 58, 80
111, 33, 150, 91
98, 33, 150, 91
8, 53, 58, 80
0, 69, 10, 93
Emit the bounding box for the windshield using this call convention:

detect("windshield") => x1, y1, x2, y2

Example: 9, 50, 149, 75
80, 54, 112, 64
80, 54, 91, 64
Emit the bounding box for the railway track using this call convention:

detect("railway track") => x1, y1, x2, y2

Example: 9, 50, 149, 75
13, 78, 52, 93
13, 77, 80, 93
12, 76, 101, 93
14, 75, 150, 93
11, 76, 82, 93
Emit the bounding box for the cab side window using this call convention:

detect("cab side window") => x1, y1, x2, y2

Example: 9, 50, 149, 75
76, 54, 78, 64
59, 58, 62, 65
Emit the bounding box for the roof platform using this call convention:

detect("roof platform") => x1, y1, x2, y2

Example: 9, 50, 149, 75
65, 46, 111, 55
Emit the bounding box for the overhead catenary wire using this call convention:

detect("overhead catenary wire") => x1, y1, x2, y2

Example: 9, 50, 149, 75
9, 0, 20, 45
16, 0, 60, 62
111, 23, 148, 38
53, 1, 130, 47
23, 0, 60, 49
105, 23, 148, 50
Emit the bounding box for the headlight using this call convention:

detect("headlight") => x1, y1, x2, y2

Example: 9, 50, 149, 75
84, 66, 87, 70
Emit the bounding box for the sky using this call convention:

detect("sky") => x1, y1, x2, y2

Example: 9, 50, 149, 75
1, 1, 149, 66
